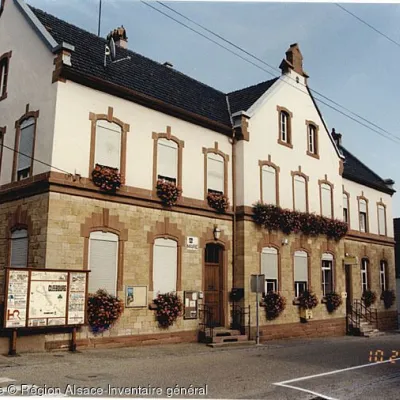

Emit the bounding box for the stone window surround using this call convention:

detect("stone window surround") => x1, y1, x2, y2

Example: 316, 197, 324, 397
147, 217, 184, 292
276, 105, 293, 149
292, 248, 311, 297
306, 120, 319, 159
343, 187, 350, 229
377, 199, 387, 237
12, 104, 39, 182
357, 192, 369, 233
318, 175, 334, 218
0, 125, 5, 177
6, 205, 32, 267
202, 142, 229, 200
0, 51, 12, 101
88, 107, 130, 183
291, 166, 309, 213
320, 251, 336, 295
81, 208, 128, 292
258, 243, 282, 291
258, 155, 280, 206
152, 126, 184, 194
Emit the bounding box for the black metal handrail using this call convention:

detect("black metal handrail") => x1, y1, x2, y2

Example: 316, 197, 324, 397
348, 299, 378, 333
198, 304, 214, 342
231, 304, 251, 340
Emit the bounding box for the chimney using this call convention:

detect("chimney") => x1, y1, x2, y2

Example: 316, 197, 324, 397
331, 128, 342, 147
279, 43, 309, 78
163, 61, 173, 68
384, 179, 395, 190
108, 26, 128, 49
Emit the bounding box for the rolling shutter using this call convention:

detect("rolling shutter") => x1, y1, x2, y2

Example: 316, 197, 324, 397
294, 175, 306, 212
95, 121, 121, 169
157, 139, 177, 180
10, 229, 28, 268
359, 199, 367, 213
294, 251, 308, 282
18, 118, 35, 172
321, 184, 332, 218
378, 205, 386, 235
261, 247, 278, 280
153, 238, 177, 295
88, 231, 118, 295
207, 153, 224, 193
262, 166, 276, 205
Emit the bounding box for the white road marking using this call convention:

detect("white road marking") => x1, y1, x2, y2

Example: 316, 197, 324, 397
273, 356, 400, 400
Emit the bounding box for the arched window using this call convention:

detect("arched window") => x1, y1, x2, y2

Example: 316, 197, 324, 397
153, 238, 177, 294
88, 231, 118, 295
380, 260, 388, 293
207, 153, 224, 194
157, 138, 178, 183
359, 198, 368, 233
0, 51, 11, 101
294, 250, 308, 297
293, 175, 307, 212
361, 258, 369, 293
261, 247, 278, 293
261, 165, 277, 205
321, 183, 333, 218
10, 228, 28, 268
280, 111, 289, 143
343, 192, 349, 224
94, 120, 122, 170
321, 253, 334, 296
16, 117, 36, 180
377, 203, 387, 236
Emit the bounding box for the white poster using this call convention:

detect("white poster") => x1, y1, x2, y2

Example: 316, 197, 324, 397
5, 270, 29, 328
67, 273, 86, 325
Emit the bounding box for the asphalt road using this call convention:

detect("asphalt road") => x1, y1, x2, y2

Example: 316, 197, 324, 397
0, 333, 399, 399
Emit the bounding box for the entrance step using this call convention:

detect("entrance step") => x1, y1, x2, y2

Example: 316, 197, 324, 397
211, 334, 249, 344
207, 340, 256, 348
212, 328, 241, 337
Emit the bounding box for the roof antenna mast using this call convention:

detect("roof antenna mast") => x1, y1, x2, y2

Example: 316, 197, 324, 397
97, 0, 102, 37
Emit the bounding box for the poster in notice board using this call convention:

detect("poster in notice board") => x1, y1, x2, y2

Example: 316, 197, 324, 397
4, 268, 88, 329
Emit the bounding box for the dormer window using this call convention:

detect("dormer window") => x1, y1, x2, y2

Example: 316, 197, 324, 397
0, 51, 12, 101
277, 106, 293, 148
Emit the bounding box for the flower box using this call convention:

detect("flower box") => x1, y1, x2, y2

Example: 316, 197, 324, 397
91, 164, 122, 192
207, 192, 229, 213
153, 292, 183, 328
156, 179, 182, 206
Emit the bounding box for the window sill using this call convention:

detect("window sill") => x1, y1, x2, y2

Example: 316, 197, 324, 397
277, 139, 293, 149
292, 299, 300, 306
306, 151, 320, 160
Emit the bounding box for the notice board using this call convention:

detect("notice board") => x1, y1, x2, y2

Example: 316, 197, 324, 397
4, 268, 89, 329
183, 291, 198, 320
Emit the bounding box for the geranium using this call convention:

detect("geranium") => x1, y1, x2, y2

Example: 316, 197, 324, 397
362, 289, 377, 308
252, 202, 348, 240
324, 291, 342, 313
153, 292, 182, 328
156, 179, 182, 206
92, 164, 122, 192
207, 192, 229, 213
87, 289, 124, 334
381, 289, 396, 309
263, 291, 286, 320
298, 290, 318, 310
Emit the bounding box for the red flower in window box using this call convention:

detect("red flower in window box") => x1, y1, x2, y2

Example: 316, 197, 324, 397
298, 290, 319, 310
91, 163, 122, 192
153, 292, 182, 328
207, 192, 229, 213
263, 291, 286, 320
324, 291, 343, 313
156, 179, 182, 206
87, 289, 124, 334
362, 289, 377, 308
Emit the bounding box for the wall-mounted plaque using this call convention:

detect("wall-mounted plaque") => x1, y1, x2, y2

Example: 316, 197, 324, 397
186, 237, 199, 250
125, 286, 147, 308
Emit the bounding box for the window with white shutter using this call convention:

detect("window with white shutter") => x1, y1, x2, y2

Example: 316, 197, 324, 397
207, 153, 224, 194
343, 193, 349, 224
359, 199, 368, 233
88, 231, 118, 295
157, 139, 178, 183
261, 165, 277, 205
378, 205, 386, 236
294, 250, 308, 297
153, 238, 177, 295
10, 229, 28, 268
17, 118, 35, 180
95, 121, 121, 169
294, 175, 307, 212
261, 247, 278, 293
321, 183, 332, 218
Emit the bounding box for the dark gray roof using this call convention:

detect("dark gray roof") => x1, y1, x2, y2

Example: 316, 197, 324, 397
29, 6, 394, 195
340, 145, 395, 194
228, 78, 278, 114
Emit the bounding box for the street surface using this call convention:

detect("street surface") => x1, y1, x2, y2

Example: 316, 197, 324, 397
0, 333, 399, 399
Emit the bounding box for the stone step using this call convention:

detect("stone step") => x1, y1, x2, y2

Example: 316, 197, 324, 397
212, 334, 249, 344
207, 340, 256, 348
212, 329, 241, 337
364, 331, 386, 338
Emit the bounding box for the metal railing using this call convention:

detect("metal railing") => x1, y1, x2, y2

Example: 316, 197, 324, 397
231, 304, 251, 340
348, 299, 378, 333
198, 304, 214, 343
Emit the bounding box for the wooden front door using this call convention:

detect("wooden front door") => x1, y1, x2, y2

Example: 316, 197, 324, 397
204, 244, 224, 326
345, 264, 353, 314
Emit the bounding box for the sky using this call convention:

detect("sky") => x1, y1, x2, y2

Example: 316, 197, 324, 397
29, 0, 400, 217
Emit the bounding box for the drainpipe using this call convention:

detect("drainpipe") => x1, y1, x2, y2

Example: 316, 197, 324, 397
231, 129, 237, 291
